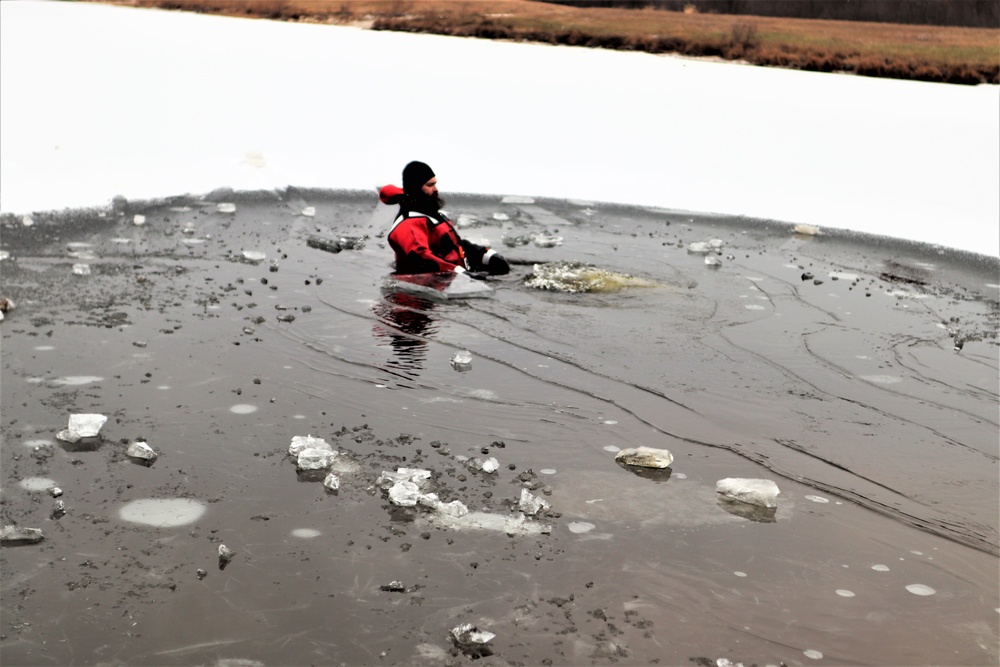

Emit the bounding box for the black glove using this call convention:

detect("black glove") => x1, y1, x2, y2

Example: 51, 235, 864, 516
465, 271, 489, 281
487, 253, 510, 275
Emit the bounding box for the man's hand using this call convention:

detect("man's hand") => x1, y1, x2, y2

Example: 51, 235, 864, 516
487, 254, 510, 275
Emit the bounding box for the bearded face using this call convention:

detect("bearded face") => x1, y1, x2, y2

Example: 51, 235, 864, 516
411, 190, 444, 213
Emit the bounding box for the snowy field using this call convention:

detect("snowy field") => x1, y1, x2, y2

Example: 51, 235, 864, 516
1, 0, 998, 256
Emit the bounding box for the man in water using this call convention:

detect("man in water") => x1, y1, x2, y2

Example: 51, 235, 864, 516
379, 161, 510, 277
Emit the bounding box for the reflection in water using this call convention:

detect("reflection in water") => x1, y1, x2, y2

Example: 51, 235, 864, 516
372, 293, 438, 380
716, 497, 778, 523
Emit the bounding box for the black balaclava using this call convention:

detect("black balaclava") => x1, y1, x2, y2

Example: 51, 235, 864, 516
402, 161, 435, 197
402, 161, 443, 213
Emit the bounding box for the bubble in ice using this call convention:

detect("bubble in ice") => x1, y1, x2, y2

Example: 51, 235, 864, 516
871, 564, 890, 572
836, 589, 855, 597
744, 304, 765, 310
19, 477, 57, 492
33, 345, 55, 351
229, 404, 258, 414
805, 495, 829, 503
567, 521, 596, 534
803, 649, 823, 660
603, 420, 618, 425
906, 584, 936, 596
734, 571, 747, 577
23, 439, 54, 449
52, 375, 103, 386
603, 445, 620, 452
291, 528, 321, 538
539, 469, 557, 475
119, 498, 207, 527
860, 375, 903, 384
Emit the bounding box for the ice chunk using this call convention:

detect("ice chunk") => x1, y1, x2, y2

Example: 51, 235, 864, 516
705, 256, 722, 268
481, 457, 499, 473
218, 544, 236, 564
708, 239, 724, 249
794, 224, 821, 236
296, 448, 337, 471
615, 446, 673, 469
687, 242, 711, 254
241, 250, 266, 264
72, 263, 91, 276
323, 473, 340, 491
133, 214, 146, 225
288, 435, 331, 457
388, 480, 421, 506
1, 526, 44, 545
302, 206, 315, 217
716, 478, 780, 508
532, 233, 563, 248
450, 350, 473, 371
518, 488, 550, 516
57, 413, 107, 442
126, 440, 158, 463
217, 202, 236, 213
377, 468, 431, 489
451, 623, 495, 646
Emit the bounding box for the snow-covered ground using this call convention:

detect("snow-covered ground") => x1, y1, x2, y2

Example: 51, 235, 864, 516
1, 0, 997, 255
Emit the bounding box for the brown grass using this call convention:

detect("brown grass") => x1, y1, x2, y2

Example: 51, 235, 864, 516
85, 0, 1000, 84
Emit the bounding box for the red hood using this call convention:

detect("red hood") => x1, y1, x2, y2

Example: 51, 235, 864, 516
379, 184, 404, 205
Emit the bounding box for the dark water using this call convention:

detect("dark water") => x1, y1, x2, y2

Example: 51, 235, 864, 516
1, 190, 997, 666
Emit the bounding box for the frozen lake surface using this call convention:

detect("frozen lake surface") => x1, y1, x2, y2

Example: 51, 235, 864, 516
1, 0, 998, 255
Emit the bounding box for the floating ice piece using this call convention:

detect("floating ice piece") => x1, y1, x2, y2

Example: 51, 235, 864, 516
518, 488, 550, 516
615, 446, 673, 469
803, 649, 824, 660
532, 233, 563, 248
501, 195, 534, 204
288, 435, 332, 457
72, 263, 91, 276
450, 623, 496, 656
456, 213, 478, 228
388, 480, 421, 506
687, 242, 711, 254
525, 261, 656, 293
501, 232, 534, 247
0, 251, 8, 260
420, 494, 470, 519
481, 457, 499, 473
377, 468, 431, 489
241, 250, 266, 264
708, 239, 724, 249
217, 202, 236, 213
450, 350, 473, 371
133, 214, 146, 225
57, 413, 108, 442
492, 212, 509, 221
716, 659, 744, 667
906, 584, 936, 596
218, 544, 236, 564
705, 256, 722, 268
302, 206, 315, 217
296, 448, 337, 471
567, 521, 595, 534
716, 478, 780, 508
22, 215, 34, 227
318, 471, 340, 492
126, 440, 158, 463
794, 224, 821, 236
1, 526, 44, 544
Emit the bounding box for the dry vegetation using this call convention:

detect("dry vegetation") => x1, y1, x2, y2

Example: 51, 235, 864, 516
91, 0, 1000, 84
